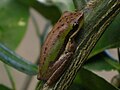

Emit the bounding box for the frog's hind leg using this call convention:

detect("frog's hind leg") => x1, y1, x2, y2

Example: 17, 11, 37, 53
46, 52, 73, 86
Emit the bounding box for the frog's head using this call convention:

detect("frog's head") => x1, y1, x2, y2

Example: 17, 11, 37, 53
60, 11, 84, 27
72, 11, 84, 32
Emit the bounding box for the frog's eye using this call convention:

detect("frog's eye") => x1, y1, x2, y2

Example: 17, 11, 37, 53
73, 21, 78, 26
73, 22, 79, 30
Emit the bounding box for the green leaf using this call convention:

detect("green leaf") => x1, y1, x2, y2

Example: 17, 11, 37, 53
72, 68, 119, 90
84, 52, 120, 71
90, 13, 120, 57
0, 43, 38, 75
0, 84, 11, 90
17, 0, 61, 25
32, 1, 61, 25
53, 0, 75, 11
0, 0, 29, 50
70, 83, 85, 90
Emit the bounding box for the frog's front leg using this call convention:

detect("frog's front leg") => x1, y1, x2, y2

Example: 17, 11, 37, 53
46, 52, 73, 86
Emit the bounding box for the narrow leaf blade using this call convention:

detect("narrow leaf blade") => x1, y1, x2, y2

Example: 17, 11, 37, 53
0, 44, 38, 75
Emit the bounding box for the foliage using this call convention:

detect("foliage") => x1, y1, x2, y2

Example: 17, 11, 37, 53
0, 0, 120, 90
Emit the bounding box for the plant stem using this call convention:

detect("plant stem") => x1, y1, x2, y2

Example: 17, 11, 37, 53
53, 0, 120, 90
31, 13, 51, 46
22, 14, 51, 90
117, 48, 120, 63
22, 76, 33, 90
4, 64, 16, 90
31, 14, 41, 44
40, 0, 120, 89
41, 21, 51, 46
0, 44, 38, 75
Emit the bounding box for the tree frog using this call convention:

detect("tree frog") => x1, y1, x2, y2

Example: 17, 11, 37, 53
37, 11, 84, 86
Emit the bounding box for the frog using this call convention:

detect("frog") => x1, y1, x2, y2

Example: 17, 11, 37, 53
37, 11, 84, 86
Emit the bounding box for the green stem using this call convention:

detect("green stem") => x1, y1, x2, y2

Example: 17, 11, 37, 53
22, 76, 32, 90
41, 21, 51, 46
117, 48, 120, 63
23, 14, 51, 90
31, 14, 51, 46
35, 81, 44, 90
53, 0, 120, 90
117, 48, 120, 74
4, 64, 16, 90
0, 43, 38, 75
31, 14, 41, 44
